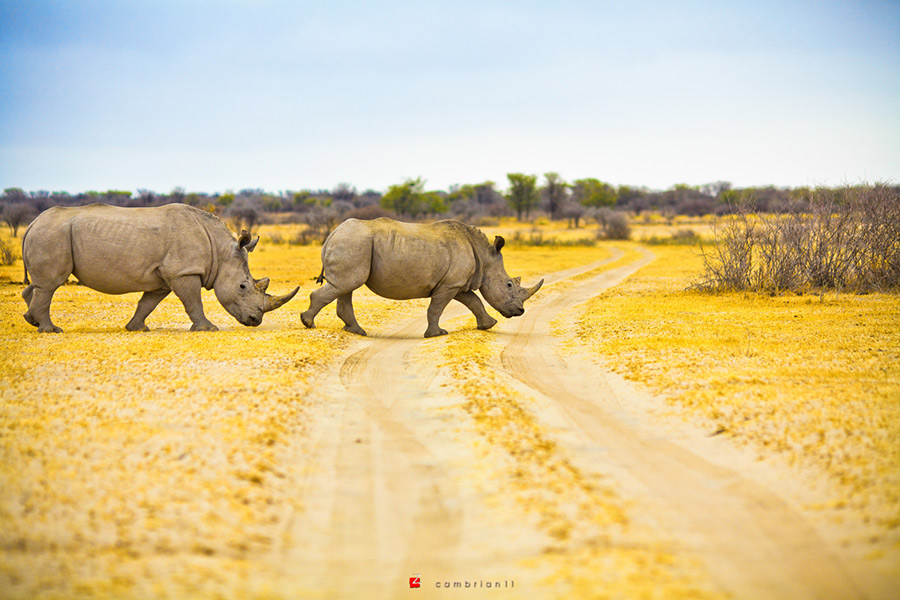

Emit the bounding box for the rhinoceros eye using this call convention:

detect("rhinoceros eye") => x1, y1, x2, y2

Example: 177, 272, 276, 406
240, 283, 246, 290
507, 281, 513, 288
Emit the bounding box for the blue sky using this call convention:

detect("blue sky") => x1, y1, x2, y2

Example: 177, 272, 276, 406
1, 0, 898, 194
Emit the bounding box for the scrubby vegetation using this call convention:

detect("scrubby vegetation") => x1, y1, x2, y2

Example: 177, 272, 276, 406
644, 229, 700, 246
696, 185, 900, 293
4, 180, 893, 245
572, 243, 900, 541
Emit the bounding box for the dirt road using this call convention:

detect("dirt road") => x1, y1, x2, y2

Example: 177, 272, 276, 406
276, 250, 888, 598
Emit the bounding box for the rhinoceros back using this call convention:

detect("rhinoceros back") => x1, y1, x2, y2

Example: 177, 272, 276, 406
24, 204, 221, 295
323, 218, 481, 300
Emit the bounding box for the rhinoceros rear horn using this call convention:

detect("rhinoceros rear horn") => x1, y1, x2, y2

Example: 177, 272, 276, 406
525, 279, 543, 299
263, 286, 299, 313
255, 277, 270, 293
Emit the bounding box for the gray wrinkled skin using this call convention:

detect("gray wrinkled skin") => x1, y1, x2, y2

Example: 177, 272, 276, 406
301, 218, 543, 338
21, 204, 298, 332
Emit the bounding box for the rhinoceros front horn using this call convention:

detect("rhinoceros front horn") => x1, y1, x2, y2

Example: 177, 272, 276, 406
263, 286, 300, 312
525, 279, 544, 299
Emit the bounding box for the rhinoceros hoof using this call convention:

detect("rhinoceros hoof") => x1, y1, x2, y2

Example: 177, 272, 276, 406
23, 312, 39, 327
343, 325, 367, 336
424, 328, 448, 338
190, 322, 219, 332
38, 324, 63, 333
126, 324, 150, 332
477, 318, 498, 330
300, 312, 315, 329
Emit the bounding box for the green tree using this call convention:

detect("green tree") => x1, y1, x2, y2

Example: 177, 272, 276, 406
572, 178, 617, 208
382, 177, 426, 217
447, 183, 477, 205
2, 188, 28, 203
292, 191, 315, 209
506, 173, 539, 221
423, 191, 447, 215
218, 192, 235, 208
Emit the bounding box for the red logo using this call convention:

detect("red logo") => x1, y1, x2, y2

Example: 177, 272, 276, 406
409, 575, 421, 588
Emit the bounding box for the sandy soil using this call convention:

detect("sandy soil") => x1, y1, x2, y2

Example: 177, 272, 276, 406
3, 247, 896, 599
274, 251, 895, 599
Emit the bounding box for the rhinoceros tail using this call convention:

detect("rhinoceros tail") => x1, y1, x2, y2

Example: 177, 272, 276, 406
21, 227, 30, 285
315, 267, 325, 285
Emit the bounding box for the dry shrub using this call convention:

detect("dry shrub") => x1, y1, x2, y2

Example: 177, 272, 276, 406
696, 184, 900, 293
0, 237, 16, 266
508, 228, 595, 247
645, 229, 700, 246
592, 208, 632, 240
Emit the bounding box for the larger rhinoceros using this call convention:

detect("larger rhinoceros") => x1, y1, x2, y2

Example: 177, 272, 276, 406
21, 203, 299, 332
301, 218, 543, 337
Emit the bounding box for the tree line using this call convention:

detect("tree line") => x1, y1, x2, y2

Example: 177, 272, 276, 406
2, 176, 897, 238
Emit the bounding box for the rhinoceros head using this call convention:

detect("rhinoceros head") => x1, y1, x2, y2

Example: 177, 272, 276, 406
478, 236, 543, 318
213, 231, 299, 326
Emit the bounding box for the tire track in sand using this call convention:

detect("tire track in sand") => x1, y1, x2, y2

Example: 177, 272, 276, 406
497, 248, 866, 599
279, 250, 627, 596
282, 316, 465, 597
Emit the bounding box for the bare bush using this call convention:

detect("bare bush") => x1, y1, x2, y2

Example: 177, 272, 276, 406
696, 185, 900, 293
560, 200, 585, 228
1, 203, 37, 237
225, 197, 263, 233
301, 204, 339, 244
449, 198, 484, 224
591, 208, 631, 240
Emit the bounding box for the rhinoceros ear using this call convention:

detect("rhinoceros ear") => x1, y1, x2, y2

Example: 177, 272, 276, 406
238, 230, 260, 252
493, 236, 505, 254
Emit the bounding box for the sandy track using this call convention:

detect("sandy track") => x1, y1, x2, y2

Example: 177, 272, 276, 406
497, 250, 865, 599
279, 249, 874, 598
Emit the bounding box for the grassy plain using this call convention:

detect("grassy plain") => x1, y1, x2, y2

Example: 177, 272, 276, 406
2, 216, 898, 596
427, 330, 720, 599
0, 239, 355, 597
569, 243, 900, 549
0, 222, 641, 598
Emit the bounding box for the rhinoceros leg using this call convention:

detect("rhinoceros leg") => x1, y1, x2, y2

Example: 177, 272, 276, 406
126, 289, 171, 331
25, 285, 63, 333
21, 285, 39, 327
336, 292, 367, 336
424, 287, 458, 338
301, 282, 343, 329
170, 275, 218, 331
454, 291, 498, 331
23, 250, 69, 332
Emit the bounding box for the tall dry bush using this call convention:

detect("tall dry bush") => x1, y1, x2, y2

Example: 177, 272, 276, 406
696, 185, 900, 293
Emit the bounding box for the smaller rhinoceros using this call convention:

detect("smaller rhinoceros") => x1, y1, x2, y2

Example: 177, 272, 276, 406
21, 203, 299, 332
301, 218, 543, 337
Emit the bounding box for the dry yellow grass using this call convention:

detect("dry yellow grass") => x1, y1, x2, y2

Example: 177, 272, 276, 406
571, 245, 900, 543
0, 237, 349, 598
425, 328, 721, 599
0, 224, 581, 598
4, 217, 898, 596
629, 214, 715, 241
